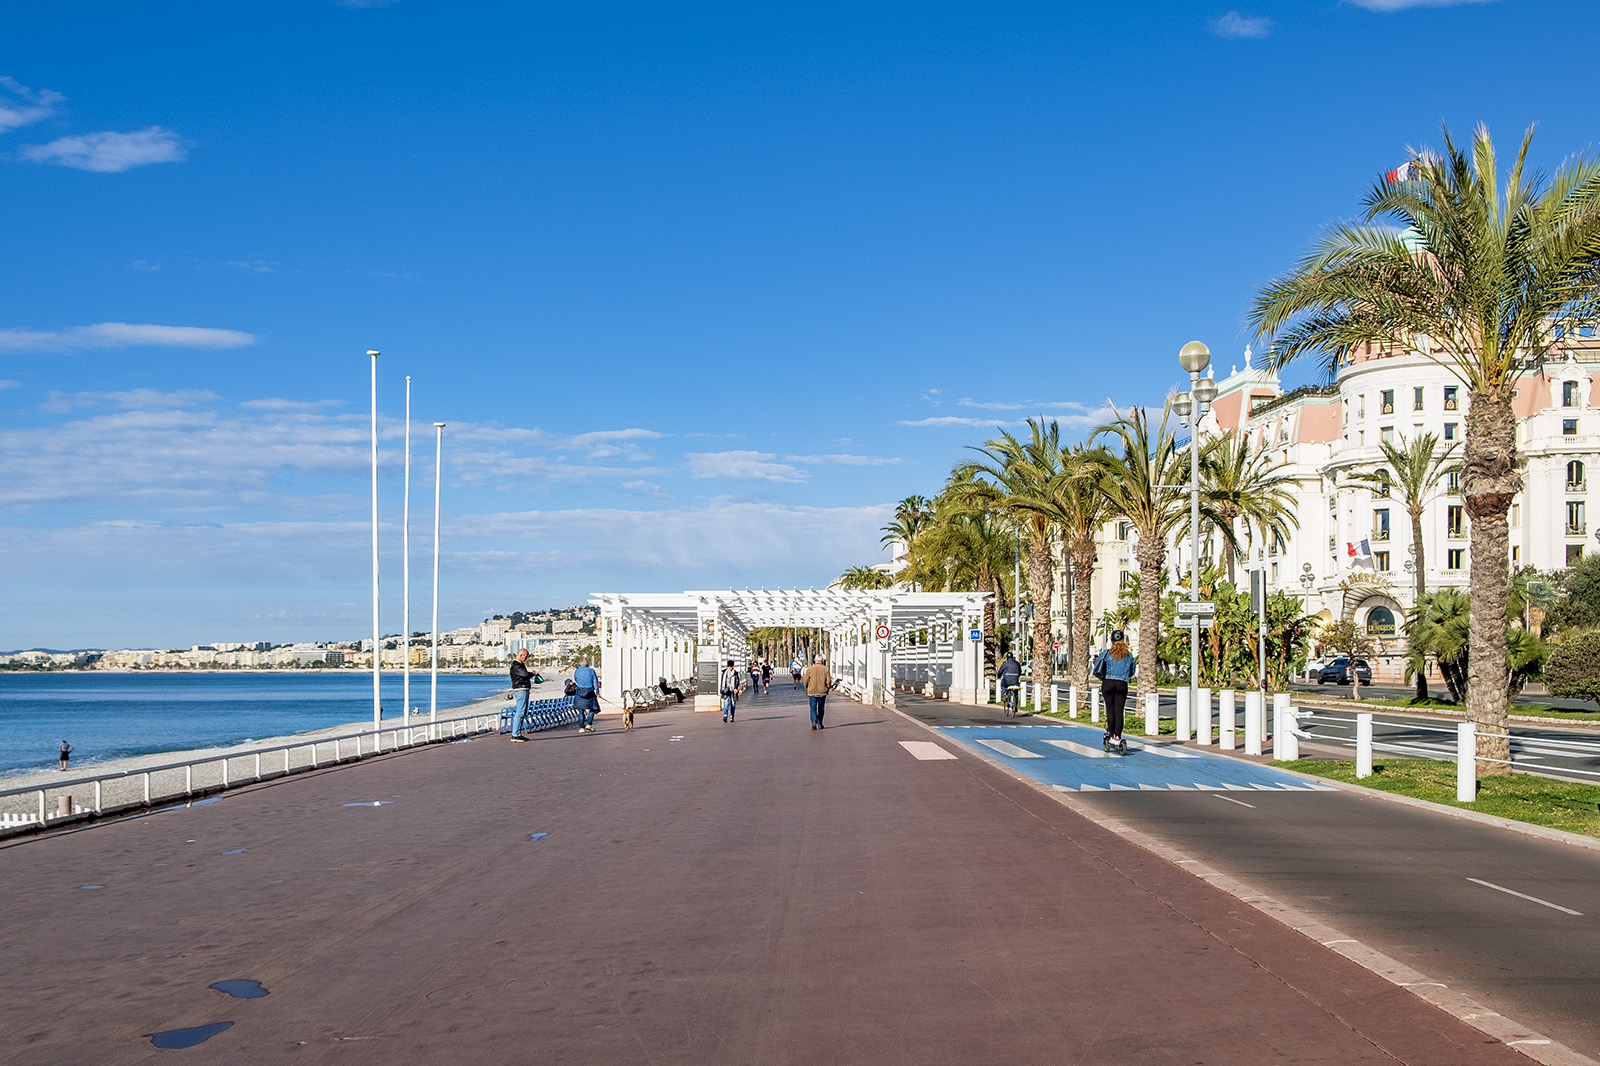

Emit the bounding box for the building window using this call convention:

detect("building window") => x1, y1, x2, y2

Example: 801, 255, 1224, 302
1564, 418, 1579, 436
1564, 380, 1580, 407
1448, 548, 1466, 570
1358, 430, 1365, 446
1117, 520, 1132, 540
1443, 385, 1458, 410
1358, 395, 1366, 419
1444, 422, 1458, 440
1568, 501, 1586, 535
1568, 545, 1585, 567
1413, 386, 1425, 411
1380, 389, 1394, 414
1374, 508, 1390, 540
1447, 505, 1465, 538
1381, 425, 1395, 443
1512, 545, 1521, 564
1375, 551, 1390, 572
1120, 570, 1133, 587
1569, 460, 1586, 491
1511, 502, 1520, 527
1373, 468, 1391, 497
1447, 470, 1462, 495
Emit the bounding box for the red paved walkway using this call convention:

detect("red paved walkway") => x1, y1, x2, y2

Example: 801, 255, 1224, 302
0, 683, 1537, 1064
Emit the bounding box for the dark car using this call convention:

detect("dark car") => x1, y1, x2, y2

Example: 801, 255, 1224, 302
1317, 657, 1372, 685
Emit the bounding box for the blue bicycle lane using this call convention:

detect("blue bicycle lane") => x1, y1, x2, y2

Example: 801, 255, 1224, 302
937, 722, 1339, 792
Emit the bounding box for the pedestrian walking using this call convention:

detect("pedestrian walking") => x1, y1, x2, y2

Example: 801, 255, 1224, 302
573, 659, 601, 731
58, 739, 72, 772
1092, 629, 1136, 750
719, 659, 742, 722
508, 649, 536, 741
761, 662, 772, 693
803, 655, 833, 729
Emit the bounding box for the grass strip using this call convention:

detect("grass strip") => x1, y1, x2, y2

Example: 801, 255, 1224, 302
1278, 758, 1600, 838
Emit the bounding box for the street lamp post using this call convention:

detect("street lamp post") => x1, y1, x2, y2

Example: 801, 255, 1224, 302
368, 349, 381, 735
403, 375, 412, 740
1173, 341, 1216, 734
430, 422, 446, 737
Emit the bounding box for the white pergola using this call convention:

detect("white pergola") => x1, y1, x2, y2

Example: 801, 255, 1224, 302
589, 588, 992, 711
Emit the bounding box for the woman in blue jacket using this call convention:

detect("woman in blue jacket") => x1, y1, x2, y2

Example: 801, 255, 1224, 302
1092, 629, 1136, 752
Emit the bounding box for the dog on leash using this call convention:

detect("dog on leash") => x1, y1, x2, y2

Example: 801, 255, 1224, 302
622, 703, 635, 731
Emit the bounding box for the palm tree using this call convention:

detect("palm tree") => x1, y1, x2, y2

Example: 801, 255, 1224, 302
1196, 429, 1299, 585
954, 419, 1066, 687
904, 496, 1015, 677
880, 495, 933, 553
1092, 402, 1188, 691
1053, 445, 1115, 694
1250, 125, 1600, 774
1346, 432, 1459, 698
836, 565, 895, 591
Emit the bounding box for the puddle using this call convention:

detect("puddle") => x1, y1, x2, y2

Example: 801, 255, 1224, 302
148, 1021, 233, 1049
79, 884, 104, 890
222, 848, 245, 855
340, 801, 392, 807
210, 979, 269, 999
528, 832, 548, 841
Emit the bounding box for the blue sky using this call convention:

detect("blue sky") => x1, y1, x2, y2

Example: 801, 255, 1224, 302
2, 0, 1594, 649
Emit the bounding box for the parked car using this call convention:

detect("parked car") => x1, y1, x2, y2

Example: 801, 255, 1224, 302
1302, 657, 1332, 681
1317, 657, 1372, 685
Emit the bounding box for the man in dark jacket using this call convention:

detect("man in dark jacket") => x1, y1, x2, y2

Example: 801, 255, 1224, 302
508, 649, 536, 740
997, 652, 1023, 710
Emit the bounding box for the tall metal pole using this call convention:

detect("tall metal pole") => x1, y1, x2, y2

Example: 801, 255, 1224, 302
368, 349, 381, 733
403, 375, 412, 735
1188, 372, 1201, 726
431, 422, 445, 735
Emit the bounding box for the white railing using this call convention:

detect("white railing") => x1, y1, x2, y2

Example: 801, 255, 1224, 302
0, 713, 500, 836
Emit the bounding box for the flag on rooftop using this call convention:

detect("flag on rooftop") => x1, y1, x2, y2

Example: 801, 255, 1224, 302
1385, 160, 1421, 184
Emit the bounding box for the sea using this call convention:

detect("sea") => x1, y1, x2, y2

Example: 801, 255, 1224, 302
0, 671, 516, 779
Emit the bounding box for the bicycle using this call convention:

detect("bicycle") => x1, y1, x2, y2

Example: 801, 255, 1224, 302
1002, 683, 1021, 717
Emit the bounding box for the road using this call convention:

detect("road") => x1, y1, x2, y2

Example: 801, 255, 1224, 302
900, 691, 1600, 1061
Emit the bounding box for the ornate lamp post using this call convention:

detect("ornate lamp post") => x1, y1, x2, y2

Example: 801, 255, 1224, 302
1173, 341, 1217, 727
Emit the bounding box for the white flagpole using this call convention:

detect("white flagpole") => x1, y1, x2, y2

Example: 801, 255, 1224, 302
368, 350, 381, 735
431, 422, 446, 737
403, 375, 412, 741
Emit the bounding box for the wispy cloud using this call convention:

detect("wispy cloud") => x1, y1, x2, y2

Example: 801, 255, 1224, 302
226, 259, 285, 275
1345, 0, 1496, 10
785, 453, 903, 467
0, 322, 255, 353
905, 399, 1119, 431
22, 126, 187, 172
0, 76, 63, 134
1211, 11, 1274, 37
686, 450, 809, 482
897, 415, 1023, 429
0, 379, 20, 390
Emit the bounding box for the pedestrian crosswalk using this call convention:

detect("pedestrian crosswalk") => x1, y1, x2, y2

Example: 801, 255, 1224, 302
938, 725, 1338, 793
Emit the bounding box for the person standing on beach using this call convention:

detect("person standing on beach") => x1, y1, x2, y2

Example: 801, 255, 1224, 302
573, 659, 601, 732
803, 655, 833, 730
58, 740, 72, 772
508, 650, 536, 741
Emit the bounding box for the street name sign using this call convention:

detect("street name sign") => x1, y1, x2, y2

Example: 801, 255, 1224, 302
1178, 600, 1215, 614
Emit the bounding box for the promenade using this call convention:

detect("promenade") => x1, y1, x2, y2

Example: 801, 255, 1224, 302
0, 680, 1550, 1065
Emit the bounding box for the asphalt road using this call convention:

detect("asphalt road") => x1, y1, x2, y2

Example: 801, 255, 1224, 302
0, 681, 1550, 1066
903, 692, 1600, 1060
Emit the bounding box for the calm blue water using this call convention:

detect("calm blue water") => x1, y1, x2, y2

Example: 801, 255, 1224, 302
0, 672, 512, 778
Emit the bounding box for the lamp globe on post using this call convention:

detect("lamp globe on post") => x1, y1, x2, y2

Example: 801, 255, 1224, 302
1177, 341, 1211, 742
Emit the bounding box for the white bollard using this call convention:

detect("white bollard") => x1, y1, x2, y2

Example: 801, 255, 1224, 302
1218, 689, 1236, 750
1244, 691, 1263, 755
993, 678, 1001, 704
1457, 721, 1476, 802
1356, 713, 1373, 778
1090, 686, 1101, 723
1068, 684, 1079, 718
1276, 700, 1300, 761
1195, 687, 1212, 745
1175, 686, 1190, 741
1144, 691, 1159, 735
1050, 684, 1058, 715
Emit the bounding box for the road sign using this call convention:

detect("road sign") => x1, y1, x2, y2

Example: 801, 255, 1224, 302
1052, 642, 1060, 650
969, 628, 982, 641
1178, 600, 1216, 614
875, 624, 890, 640
1175, 615, 1213, 629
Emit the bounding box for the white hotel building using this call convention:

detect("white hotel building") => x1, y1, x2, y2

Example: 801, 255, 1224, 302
1061, 326, 1600, 678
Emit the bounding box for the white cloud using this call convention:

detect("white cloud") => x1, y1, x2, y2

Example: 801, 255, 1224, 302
0, 322, 255, 353
1345, 0, 1496, 9
686, 450, 809, 482
786, 453, 904, 467
0, 76, 63, 134
1211, 11, 1273, 37
897, 415, 1023, 429
0, 379, 20, 390
22, 126, 187, 172
226, 259, 284, 274
942, 398, 1119, 430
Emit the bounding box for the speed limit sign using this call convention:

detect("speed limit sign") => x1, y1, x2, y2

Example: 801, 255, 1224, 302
875, 624, 890, 640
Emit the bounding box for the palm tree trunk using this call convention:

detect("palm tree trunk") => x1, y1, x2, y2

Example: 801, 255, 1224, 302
1028, 532, 1055, 687
979, 576, 998, 679
1070, 538, 1097, 694
1410, 507, 1429, 701
1134, 537, 1165, 697
1464, 387, 1519, 776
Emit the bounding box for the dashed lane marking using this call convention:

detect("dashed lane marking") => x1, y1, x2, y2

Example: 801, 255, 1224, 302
898, 741, 958, 761
1466, 877, 1583, 916
974, 738, 1043, 759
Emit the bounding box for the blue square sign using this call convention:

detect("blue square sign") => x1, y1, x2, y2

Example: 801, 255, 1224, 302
969, 628, 982, 641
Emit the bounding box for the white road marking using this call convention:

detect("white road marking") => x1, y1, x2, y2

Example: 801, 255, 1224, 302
974, 738, 1043, 759
1041, 738, 1112, 758
1125, 741, 1199, 759
1215, 795, 1257, 808
1466, 877, 1583, 916
898, 741, 957, 761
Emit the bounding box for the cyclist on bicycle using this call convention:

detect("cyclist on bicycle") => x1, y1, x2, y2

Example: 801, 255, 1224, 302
997, 651, 1023, 716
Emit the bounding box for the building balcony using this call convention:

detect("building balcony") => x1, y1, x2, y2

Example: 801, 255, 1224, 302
1444, 399, 1459, 410
1372, 530, 1390, 541
1380, 403, 1394, 415
1568, 480, 1587, 493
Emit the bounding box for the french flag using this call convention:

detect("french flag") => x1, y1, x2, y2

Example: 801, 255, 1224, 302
1358, 538, 1373, 557
1347, 541, 1357, 557
1385, 160, 1420, 184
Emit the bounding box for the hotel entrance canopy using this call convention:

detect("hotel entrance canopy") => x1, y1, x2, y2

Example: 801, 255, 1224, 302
589, 588, 992, 708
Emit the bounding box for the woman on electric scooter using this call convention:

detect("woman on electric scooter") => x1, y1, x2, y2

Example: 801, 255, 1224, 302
1092, 630, 1136, 753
